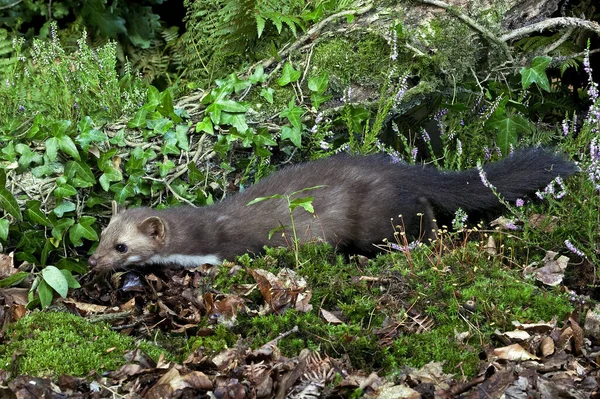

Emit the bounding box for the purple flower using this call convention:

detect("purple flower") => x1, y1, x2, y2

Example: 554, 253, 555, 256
515, 198, 524, 207
421, 129, 430, 142
483, 147, 491, 161
562, 119, 570, 136
564, 240, 585, 257
477, 163, 494, 189
411, 147, 418, 162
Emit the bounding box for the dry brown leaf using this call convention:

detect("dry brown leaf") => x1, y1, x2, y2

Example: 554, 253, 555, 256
529, 213, 559, 232
484, 235, 497, 255
63, 298, 109, 314
540, 336, 555, 357
512, 318, 556, 334
492, 343, 540, 361
320, 308, 344, 324
0, 252, 15, 279
503, 330, 531, 341
490, 216, 522, 231
568, 317, 584, 355
557, 326, 574, 350
524, 251, 569, 286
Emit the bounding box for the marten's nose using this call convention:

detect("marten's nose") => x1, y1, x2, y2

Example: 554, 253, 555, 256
88, 256, 97, 267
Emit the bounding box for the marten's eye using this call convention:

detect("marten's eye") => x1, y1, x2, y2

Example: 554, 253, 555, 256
115, 243, 128, 253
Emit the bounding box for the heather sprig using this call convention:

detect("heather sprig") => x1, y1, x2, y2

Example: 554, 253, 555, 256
564, 239, 586, 258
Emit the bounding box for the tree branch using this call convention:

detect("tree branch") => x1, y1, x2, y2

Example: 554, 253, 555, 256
258, 2, 374, 70
417, 0, 512, 61
501, 17, 600, 42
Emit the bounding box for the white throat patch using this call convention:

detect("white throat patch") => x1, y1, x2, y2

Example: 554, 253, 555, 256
146, 254, 222, 268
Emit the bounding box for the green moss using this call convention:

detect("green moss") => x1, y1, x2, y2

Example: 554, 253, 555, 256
0, 312, 171, 378
188, 324, 239, 355
229, 240, 573, 377
311, 35, 390, 88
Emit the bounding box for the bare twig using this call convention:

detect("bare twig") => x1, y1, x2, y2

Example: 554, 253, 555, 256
418, 0, 512, 61
501, 17, 600, 42
541, 28, 574, 54
258, 2, 374, 71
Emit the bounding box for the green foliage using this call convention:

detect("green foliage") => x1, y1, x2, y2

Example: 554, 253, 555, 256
0, 23, 145, 126
181, 0, 338, 85
247, 185, 324, 267
1, 0, 163, 48
0, 312, 170, 378
520, 56, 551, 92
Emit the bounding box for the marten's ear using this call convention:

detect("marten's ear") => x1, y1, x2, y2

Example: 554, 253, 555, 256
139, 217, 166, 244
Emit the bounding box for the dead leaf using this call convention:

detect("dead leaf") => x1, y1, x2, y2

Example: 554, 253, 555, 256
63, 298, 109, 314
583, 304, 600, 341
490, 216, 522, 231
524, 251, 569, 286
502, 330, 531, 341
0, 252, 15, 279
484, 235, 497, 255
529, 213, 559, 232
512, 318, 556, 334
492, 343, 540, 361
568, 317, 584, 355
321, 308, 344, 324
540, 336, 555, 357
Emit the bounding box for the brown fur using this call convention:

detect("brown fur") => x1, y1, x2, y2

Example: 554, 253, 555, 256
88, 149, 576, 270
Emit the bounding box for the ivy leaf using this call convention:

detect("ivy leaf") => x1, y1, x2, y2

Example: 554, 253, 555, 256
220, 112, 248, 133
54, 182, 78, 201
41, 265, 68, 298
0, 188, 22, 221
196, 117, 214, 135
260, 87, 274, 104
76, 128, 108, 152
308, 71, 329, 93
158, 159, 175, 177
520, 56, 551, 92
65, 161, 96, 187
16, 144, 43, 169
249, 65, 267, 84
69, 216, 98, 247
51, 217, 75, 241
310, 93, 331, 109
175, 125, 190, 151
37, 278, 53, 308
277, 62, 301, 86
280, 99, 304, 129
112, 182, 136, 203
25, 200, 52, 227
281, 125, 302, 148
99, 166, 123, 191
53, 200, 76, 218
57, 134, 81, 161
128, 108, 148, 128
109, 129, 127, 146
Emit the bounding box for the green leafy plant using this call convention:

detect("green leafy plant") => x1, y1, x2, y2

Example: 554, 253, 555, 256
247, 185, 325, 267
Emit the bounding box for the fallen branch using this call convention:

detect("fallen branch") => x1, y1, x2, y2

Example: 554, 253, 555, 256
501, 17, 600, 42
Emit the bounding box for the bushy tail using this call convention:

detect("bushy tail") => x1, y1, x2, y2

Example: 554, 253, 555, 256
422, 149, 577, 213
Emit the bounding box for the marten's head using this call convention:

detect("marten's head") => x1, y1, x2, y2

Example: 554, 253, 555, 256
88, 205, 167, 271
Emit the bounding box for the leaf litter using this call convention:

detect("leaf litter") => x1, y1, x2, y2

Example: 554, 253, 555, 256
0, 259, 599, 398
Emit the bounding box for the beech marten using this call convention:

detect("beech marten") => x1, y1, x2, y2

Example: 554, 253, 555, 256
88, 149, 576, 270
